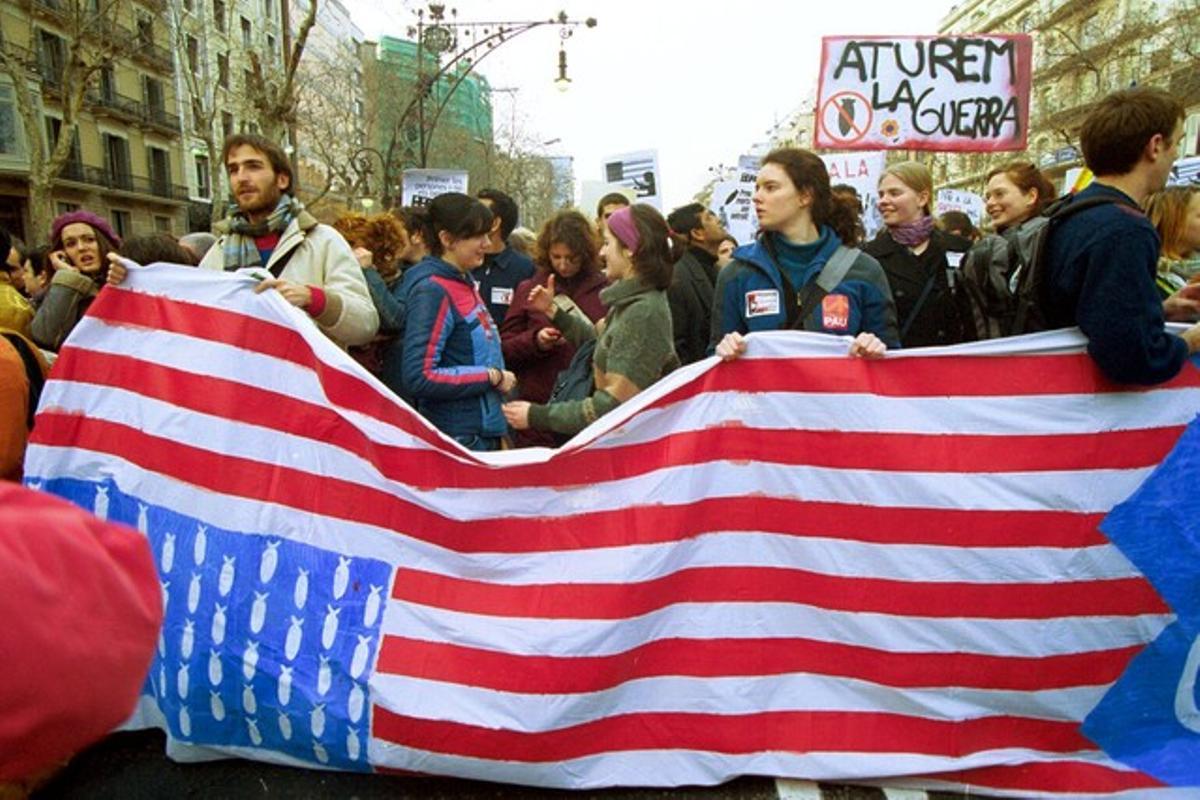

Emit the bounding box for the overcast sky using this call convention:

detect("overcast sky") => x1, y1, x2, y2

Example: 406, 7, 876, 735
342, 0, 956, 210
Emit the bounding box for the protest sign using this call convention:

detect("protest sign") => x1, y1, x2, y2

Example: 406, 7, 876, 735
709, 156, 760, 246
580, 181, 635, 219
1169, 155, 1200, 186
935, 188, 986, 225
814, 35, 1032, 152
401, 169, 469, 207
821, 151, 886, 239
601, 150, 663, 210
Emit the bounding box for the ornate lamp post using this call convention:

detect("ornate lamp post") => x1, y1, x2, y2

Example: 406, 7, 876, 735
374, 5, 596, 208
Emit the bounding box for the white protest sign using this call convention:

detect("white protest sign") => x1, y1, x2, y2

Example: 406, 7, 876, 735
1169, 155, 1200, 186
821, 151, 886, 240
814, 35, 1032, 152
401, 169, 469, 207
602, 150, 662, 210
707, 154, 760, 247
580, 181, 636, 220
936, 188, 986, 225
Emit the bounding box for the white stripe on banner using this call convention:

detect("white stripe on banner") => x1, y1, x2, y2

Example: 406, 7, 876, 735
382, 602, 1172, 659
370, 673, 1110, 731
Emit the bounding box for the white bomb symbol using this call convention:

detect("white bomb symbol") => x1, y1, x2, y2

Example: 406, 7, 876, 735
247, 717, 262, 746
193, 524, 207, 566
242, 684, 257, 715
293, 568, 309, 610
310, 703, 326, 738
321, 605, 340, 650
210, 691, 226, 721
180, 619, 195, 660
161, 533, 175, 573
211, 603, 227, 645
313, 741, 328, 764
160, 581, 169, 617
93, 485, 109, 519
259, 540, 280, 583
350, 635, 372, 679
318, 654, 333, 696
285, 616, 304, 661
218, 555, 236, 597
250, 591, 268, 634
348, 685, 365, 723
179, 706, 191, 737
137, 502, 149, 534
277, 664, 293, 706
176, 663, 189, 699
242, 640, 259, 682
333, 556, 351, 600
208, 650, 223, 685
158, 664, 167, 697
363, 585, 382, 628
187, 572, 201, 614
346, 728, 360, 761
158, 631, 165, 658
277, 712, 292, 740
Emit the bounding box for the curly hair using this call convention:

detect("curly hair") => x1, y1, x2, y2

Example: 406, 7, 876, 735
332, 212, 410, 281
1147, 186, 1200, 259
534, 210, 600, 278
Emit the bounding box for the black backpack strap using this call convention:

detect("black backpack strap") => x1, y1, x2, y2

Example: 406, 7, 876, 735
763, 238, 861, 331
268, 243, 300, 278
899, 270, 939, 343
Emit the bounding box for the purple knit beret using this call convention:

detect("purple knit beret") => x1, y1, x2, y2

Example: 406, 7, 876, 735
50, 210, 122, 250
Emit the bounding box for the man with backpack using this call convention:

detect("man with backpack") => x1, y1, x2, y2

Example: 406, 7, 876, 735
1041, 87, 1200, 385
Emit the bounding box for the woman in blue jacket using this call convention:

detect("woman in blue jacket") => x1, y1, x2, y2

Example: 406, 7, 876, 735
711, 148, 897, 361
401, 194, 516, 451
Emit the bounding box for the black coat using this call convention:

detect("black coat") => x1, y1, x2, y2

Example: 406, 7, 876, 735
864, 227, 975, 348
667, 247, 719, 365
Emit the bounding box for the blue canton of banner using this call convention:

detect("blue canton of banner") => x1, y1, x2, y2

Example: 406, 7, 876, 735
37, 477, 393, 771
1083, 413, 1200, 787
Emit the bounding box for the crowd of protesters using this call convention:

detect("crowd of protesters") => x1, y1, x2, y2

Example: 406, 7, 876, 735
3, 88, 1200, 466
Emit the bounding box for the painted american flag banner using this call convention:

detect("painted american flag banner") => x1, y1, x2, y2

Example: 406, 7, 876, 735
22, 262, 1200, 796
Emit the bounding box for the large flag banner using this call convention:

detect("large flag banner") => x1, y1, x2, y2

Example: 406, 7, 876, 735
23, 264, 1200, 796
814, 35, 1032, 152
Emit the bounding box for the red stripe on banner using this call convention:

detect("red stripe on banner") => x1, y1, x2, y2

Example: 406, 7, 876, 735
644, 353, 1200, 408
376, 635, 1144, 693
81, 289, 452, 451
389, 566, 1167, 620
371, 708, 1092, 762
927, 760, 1164, 793
46, 350, 1185, 488
28, 413, 1117, 552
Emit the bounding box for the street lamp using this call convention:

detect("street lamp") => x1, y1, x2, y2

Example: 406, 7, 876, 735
390, 5, 597, 169
555, 45, 571, 92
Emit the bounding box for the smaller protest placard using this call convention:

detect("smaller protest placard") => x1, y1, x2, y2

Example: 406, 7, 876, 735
814, 35, 1032, 152
601, 150, 662, 210
709, 155, 760, 246
401, 169, 469, 207
935, 188, 986, 225
580, 182, 636, 220
822, 151, 886, 240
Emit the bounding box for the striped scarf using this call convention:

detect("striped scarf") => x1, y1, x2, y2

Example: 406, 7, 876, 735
220, 194, 310, 271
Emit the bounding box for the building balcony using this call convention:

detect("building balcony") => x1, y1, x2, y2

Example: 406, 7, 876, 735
129, 38, 174, 74
142, 105, 182, 135
26, 0, 68, 24
87, 88, 145, 124
54, 162, 189, 202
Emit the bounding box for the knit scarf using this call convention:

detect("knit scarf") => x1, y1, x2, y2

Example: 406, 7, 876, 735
889, 215, 935, 248
220, 194, 310, 270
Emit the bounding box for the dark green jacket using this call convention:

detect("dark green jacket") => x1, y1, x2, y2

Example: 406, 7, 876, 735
528, 277, 678, 436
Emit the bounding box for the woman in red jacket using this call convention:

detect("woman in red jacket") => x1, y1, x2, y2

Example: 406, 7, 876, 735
500, 210, 608, 447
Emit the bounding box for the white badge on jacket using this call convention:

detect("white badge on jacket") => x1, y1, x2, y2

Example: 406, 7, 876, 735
745, 289, 780, 318
491, 287, 514, 306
